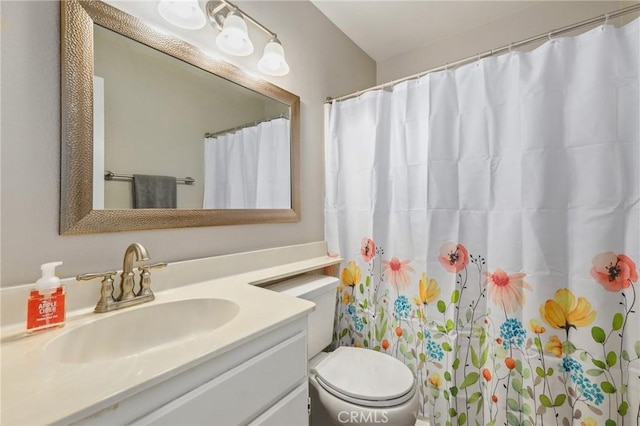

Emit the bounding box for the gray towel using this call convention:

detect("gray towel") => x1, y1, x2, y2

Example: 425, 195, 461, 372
133, 174, 177, 208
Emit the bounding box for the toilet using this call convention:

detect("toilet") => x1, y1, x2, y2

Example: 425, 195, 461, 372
268, 274, 419, 426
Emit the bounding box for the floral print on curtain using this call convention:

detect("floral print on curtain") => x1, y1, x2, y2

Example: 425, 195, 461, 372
334, 239, 640, 426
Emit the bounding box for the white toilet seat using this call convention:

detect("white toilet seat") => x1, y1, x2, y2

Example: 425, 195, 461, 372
309, 371, 419, 426
311, 346, 417, 408
315, 374, 417, 408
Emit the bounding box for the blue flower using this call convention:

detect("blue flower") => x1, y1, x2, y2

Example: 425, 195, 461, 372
499, 318, 526, 349
346, 304, 356, 316
353, 316, 364, 332
346, 304, 363, 331
394, 295, 411, 320
562, 357, 583, 373
570, 372, 604, 405
426, 339, 444, 361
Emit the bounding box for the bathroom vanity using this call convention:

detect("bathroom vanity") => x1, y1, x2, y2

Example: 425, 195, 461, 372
0, 242, 340, 425
78, 308, 310, 425
132, 328, 309, 426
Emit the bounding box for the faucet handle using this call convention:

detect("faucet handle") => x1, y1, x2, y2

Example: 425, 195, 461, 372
76, 271, 118, 313
136, 262, 167, 298
76, 271, 117, 281
138, 262, 168, 272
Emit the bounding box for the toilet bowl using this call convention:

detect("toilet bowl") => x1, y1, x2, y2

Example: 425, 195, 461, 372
268, 274, 419, 426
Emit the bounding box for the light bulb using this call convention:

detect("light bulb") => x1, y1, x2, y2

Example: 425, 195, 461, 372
158, 0, 206, 30
258, 37, 289, 76
226, 31, 245, 50
215, 11, 254, 56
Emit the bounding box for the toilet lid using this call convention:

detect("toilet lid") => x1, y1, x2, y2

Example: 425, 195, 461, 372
312, 347, 416, 407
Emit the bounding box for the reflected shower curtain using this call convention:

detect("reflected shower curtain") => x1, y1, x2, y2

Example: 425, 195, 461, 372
203, 117, 290, 208
326, 20, 639, 426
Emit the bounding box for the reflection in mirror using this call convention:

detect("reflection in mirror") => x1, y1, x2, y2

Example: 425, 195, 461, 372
60, 0, 300, 234
203, 114, 290, 209
93, 24, 290, 210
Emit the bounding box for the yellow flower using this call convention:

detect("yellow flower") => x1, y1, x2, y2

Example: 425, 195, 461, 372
342, 290, 351, 305
341, 261, 361, 287
539, 288, 596, 332
354, 341, 363, 348
529, 319, 546, 334
428, 373, 442, 388
544, 335, 563, 358
581, 418, 597, 426
413, 273, 440, 305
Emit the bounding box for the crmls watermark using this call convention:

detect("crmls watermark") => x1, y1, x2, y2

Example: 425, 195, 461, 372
337, 411, 389, 424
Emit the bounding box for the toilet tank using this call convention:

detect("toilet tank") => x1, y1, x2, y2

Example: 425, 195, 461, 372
267, 274, 339, 358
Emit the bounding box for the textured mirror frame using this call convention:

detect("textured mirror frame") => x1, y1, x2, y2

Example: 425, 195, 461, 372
60, 0, 300, 234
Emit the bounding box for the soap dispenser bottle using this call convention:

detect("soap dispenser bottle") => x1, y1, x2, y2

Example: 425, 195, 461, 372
27, 261, 66, 333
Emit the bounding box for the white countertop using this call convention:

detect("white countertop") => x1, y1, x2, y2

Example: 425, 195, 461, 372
1, 275, 316, 425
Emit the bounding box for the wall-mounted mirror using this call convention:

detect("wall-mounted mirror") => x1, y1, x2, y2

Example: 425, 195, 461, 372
61, 0, 300, 234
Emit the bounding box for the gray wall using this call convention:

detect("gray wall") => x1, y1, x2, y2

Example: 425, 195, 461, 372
0, 0, 376, 286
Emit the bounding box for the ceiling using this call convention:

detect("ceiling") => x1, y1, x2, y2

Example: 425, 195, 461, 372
310, 1, 543, 62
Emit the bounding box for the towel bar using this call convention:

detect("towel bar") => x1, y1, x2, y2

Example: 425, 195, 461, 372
104, 171, 195, 185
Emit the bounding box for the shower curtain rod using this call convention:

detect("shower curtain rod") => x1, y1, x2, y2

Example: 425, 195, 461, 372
326, 3, 640, 104
204, 112, 290, 139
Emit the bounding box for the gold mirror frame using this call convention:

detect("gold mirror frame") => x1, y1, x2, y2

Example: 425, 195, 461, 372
60, 0, 300, 235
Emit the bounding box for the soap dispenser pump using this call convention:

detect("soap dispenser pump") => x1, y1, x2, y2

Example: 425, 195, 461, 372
27, 261, 66, 333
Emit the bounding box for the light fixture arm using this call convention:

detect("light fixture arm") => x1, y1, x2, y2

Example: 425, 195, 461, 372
206, 0, 276, 39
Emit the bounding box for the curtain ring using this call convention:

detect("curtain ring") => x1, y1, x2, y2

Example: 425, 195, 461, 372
548, 31, 553, 41
603, 13, 609, 30
508, 43, 513, 53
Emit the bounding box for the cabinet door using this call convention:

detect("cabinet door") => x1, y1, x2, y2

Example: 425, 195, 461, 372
248, 383, 308, 426
134, 333, 306, 426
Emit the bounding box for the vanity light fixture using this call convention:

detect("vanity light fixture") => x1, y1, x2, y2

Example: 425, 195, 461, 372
157, 0, 207, 30
158, 0, 290, 76
207, 0, 289, 75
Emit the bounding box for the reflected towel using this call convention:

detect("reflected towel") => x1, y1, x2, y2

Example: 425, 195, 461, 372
132, 174, 177, 208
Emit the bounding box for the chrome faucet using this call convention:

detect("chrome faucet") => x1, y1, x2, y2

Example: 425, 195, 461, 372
76, 243, 166, 313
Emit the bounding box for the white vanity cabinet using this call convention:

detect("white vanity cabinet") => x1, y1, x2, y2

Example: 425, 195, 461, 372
72, 319, 309, 426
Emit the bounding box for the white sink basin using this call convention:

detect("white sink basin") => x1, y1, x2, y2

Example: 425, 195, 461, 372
46, 298, 240, 363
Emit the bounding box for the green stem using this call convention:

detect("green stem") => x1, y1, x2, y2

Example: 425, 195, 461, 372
618, 284, 636, 426
518, 345, 536, 425
534, 335, 546, 426
539, 352, 560, 425
601, 342, 621, 419
505, 345, 512, 422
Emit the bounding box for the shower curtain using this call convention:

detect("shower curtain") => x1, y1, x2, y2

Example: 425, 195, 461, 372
203, 117, 290, 209
326, 19, 639, 426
